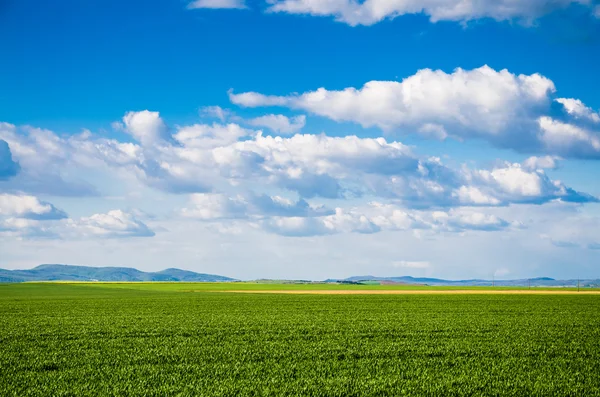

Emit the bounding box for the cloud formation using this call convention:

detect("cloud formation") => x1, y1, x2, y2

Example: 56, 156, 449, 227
121, 110, 171, 146
0, 205, 154, 240
229, 65, 600, 159
0, 124, 99, 196
259, 203, 519, 237
0, 194, 67, 220
247, 114, 306, 134
266, 0, 592, 26
181, 192, 334, 220
2, 115, 595, 209
71, 210, 155, 238
522, 156, 560, 170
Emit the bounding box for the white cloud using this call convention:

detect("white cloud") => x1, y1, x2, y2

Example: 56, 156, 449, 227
230, 66, 552, 139
0, 194, 152, 239
228, 89, 287, 107
174, 122, 252, 149
258, 203, 517, 237
0, 217, 57, 239
229, 133, 416, 176
261, 216, 335, 237
230, 66, 600, 159
372, 161, 594, 208
266, 0, 590, 26
555, 98, 600, 123
453, 186, 501, 206
68, 210, 155, 238
434, 210, 512, 231
200, 106, 233, 122
261, 208, 380, 237
458, 162, 593, 205
393, 261, 430, 269
594, 5, 600, 18
122, 110, 171, 146
188, 0, 247, 9
3, 119, 594, 207
522, 155, 560, 170
181, 192, 333, 219
181, 193, 247, 220
0, 194, 67, 220
247, 114, 306, 134
538, 116, 600, 158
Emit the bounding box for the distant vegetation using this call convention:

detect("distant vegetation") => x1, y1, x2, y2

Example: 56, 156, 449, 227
1, 283, 599, 396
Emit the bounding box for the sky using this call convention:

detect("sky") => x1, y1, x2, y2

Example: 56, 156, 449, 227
1, 0, 600, 280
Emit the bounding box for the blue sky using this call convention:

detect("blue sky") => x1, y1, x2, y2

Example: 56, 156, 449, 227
1, 0, 599, 280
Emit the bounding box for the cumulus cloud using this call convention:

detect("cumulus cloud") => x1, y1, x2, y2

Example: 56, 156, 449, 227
220, 132, 421, 198
3, 118, 595, 208
181, 193, 247, 220
555, 98, 600, 123
230, 65, 600, 159
247, 114, 306, 134
1, 119, 210, 195
0, 195, 153, 240
261, 216, 335, 237
0, 208, 154, 239
122, 110, 171, 146
0, 217, 57, 239
522, 156, 560, 170
188, 0, 246, 9
259, 203, 518, 237
432, 210, 511, 231
69, 210, 155, 238
266, 0, 591, 26
456, 162, 594, 205
537, 116, 600, 158
181, 192, 333, 219
367, 160, 595, 208
174, 122, 252, 148
0, 194, 67, 220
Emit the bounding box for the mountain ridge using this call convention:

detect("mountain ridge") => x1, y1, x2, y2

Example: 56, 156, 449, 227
0, 264, 236, 282
326, 275, 598, 287
1, 265, 598, 287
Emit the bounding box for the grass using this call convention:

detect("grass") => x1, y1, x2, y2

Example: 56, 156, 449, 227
1, 283, 600, 396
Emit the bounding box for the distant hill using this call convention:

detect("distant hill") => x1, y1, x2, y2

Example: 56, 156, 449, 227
0, 264, 236, 282
325, 275, 600, 288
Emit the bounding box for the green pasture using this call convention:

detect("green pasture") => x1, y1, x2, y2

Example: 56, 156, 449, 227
1, 283, 599, 396
25, 281, 597, 292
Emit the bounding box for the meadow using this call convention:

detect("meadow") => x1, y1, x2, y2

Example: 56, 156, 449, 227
1, 283, 599, 396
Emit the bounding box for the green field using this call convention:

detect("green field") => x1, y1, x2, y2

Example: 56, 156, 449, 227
1, 283, 600, 396
33, 281, 598, 292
